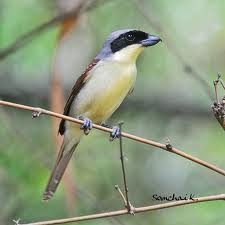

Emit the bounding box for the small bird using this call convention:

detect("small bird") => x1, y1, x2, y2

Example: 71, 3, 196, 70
43, 29, 161, 200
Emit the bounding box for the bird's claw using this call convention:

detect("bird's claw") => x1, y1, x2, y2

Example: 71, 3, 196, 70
79, 116, 93, 135
110, 126, 121, 141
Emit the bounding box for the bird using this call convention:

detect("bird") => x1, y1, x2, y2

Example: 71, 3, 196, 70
43, 29, 161, 201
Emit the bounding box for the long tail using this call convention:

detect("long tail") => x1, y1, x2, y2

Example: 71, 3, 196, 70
43, 131, 81, 201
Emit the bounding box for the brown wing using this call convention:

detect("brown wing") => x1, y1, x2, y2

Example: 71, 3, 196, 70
58, 59, 99, 135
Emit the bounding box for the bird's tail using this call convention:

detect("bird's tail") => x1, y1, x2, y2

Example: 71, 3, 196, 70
43, 128, 82, 201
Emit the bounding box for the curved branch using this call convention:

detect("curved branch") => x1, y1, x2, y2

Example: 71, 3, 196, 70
0, 99, 225, 176
17, 194, 225, 225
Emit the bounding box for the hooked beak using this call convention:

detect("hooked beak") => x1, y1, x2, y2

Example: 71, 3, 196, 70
140, 35, 162, 47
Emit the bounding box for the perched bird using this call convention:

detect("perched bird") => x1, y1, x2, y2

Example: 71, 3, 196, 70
43, 29, 161, 200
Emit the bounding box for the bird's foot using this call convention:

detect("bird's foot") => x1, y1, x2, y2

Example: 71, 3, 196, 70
101, 123, 121, 141
79, 116, 93, 135
109, 126, 121, 141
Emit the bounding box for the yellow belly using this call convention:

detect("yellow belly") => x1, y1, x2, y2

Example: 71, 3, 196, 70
72, 60, 137, 124
84, 75, 132, 123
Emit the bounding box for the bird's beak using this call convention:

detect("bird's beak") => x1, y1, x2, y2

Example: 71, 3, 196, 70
140, 35, 162, 47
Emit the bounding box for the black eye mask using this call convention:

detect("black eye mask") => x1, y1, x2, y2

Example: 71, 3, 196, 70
110, 30, 149, 53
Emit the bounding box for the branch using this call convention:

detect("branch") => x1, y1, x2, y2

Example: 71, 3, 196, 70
16, 194, 225, 225
114, 185, 135, 214
212, 74, 225, 130
0, 0, 109, 60
0, 100, 225, 177
117, 122, 134, 214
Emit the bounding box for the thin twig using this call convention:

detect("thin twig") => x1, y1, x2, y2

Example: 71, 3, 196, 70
220, 79, 225, 90
118, 122, 134, 214
0, 0, 110, 60
211, 74, 225, 130
118, 122, 129, 208
213, 74, 221, 104
16, 194, 225, 225
115, 185, 127, 206
0, 100, 225, 176
114, 185, 135, 215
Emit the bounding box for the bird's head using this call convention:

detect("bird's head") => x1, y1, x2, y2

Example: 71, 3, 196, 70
96, 29, 161, 63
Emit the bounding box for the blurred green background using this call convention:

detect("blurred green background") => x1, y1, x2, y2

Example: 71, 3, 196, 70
0, 0, 225, 225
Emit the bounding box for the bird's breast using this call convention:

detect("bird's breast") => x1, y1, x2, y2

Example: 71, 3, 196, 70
71, 60, 137, 123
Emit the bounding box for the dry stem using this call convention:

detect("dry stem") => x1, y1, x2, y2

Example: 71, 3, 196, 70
16, 194, 225, 225
0, 100, 225, 176
212, 74, 225, 130
117, 122, 134, 214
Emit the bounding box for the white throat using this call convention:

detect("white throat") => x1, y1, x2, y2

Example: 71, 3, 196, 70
111, 44, 144, 64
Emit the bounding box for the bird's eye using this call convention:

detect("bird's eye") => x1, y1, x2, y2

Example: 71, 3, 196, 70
125, 34, 135, 41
